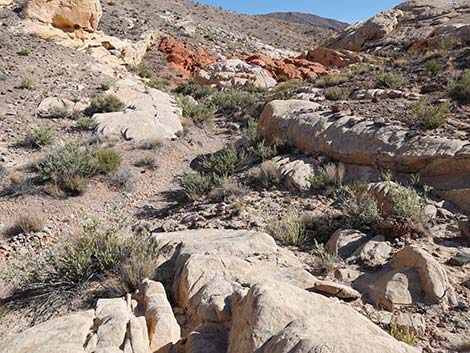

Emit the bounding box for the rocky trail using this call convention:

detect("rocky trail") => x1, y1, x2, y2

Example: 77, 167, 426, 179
0, 0, 470, 353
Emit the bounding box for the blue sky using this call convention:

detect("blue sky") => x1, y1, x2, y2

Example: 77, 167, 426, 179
195, 0, 403, 24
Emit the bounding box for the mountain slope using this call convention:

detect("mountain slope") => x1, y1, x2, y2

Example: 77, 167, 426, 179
260, 12, 349, 32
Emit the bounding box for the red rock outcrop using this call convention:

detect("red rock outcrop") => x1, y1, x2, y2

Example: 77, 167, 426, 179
245, 54, 331, 81
159, 36, 216, 79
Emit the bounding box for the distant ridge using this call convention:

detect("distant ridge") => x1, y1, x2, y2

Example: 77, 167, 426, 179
260, 12, 349, 32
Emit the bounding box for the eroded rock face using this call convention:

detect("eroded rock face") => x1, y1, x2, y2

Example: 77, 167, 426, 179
245, 53, 332, 81
196, 58, 277, 88
0, 0, 12, 7
21, 0, 102, 33
159, 36, 216, 80
258, 100, 470, 211
94, 79, 183, 141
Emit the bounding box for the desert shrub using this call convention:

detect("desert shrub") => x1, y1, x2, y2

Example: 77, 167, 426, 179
211, 87, 257, 113
303, 213, 340, 244
338, 185, 381, 228
311, 239, 339, 273
17, 48, 30, 56
309, 163, 345, 194
14, 213, 45, 234
241, 118, 258, 145
19, 78, 33, 89
0, 175, 35, 197
90, 94, 125, 113
100, 82, 111, 91
374, 71, 404, 89
448, 69, 470, 104
21, 127, 56, 148
324, 87, 349, 101
249, 160, 282, 189
315, 74, 349, 88
386, 182, 431, 223
425, 59, 442, 76
46, 106, 69, 119
96, 148, 121, 174
244, 141, 279, 163
348, 63, 372, 76
174, 79, 216, 100
178, 171, 213, 201
2, 220, 159, 315
437, 37, 460, 51
267, 80, 302, 101
38, 143, 120, 195
137, 65, 153, 79
268, 211, 306, 247
389, 317, 417, 346
147, 79, 171, 91
140, 137, 163, 150
134, 157, 156, 170
202, 142, 239, 178
412, 98, 449, 129
109, 167, 133, 190
177, 95, 214, 123
75, 116, 97, 130
208, 178, 247, 202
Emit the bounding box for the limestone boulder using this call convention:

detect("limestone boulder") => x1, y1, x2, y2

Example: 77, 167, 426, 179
38, 97, 88, 117
325, 229, 369, 260
370, 246, 456, 310
270, 155, 317, 191
350, 235, 393, 268
0, 0, 12, 6
196, 59, 276, 88
21, 0, 102, 33
229, 280, 419, 353
312, 280, 362, 300
0, 310, 94, 353
258, 100, 470, 211
94, 79, 183, 141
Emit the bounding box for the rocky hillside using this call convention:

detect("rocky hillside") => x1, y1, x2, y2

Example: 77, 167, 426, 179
261, 12, 349, 32
0, 0, 469, 353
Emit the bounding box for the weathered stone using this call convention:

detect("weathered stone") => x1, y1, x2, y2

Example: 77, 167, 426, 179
447, 249, 470, 267
325, 229, 369, 260
21, 0, 102, 33
0, 310, 94, 353
270, 155, 317, 191
0, 0, 13, 6
230, 280, 419, 353
94, 79, 183, 141
38, 97, 88, 117
458, 218, 470, 240
95, 298, 129, 350
258, 100, 470, 211
185, 323, 227, 353
350, 235, 392, 267
312, 280, 362, 300
138, 279, 180, 353
197, 58, 276, 88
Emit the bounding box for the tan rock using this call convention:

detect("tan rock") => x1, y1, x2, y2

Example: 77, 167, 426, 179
38, 97, 88, 117
270, 155, 317, 191
350, 235, 392, 268
0, 310, 94, 353
138, 279, 180, 353
313, 280, 362, 300
325, 229, 369, 260
21, 0, 102, 33
0, 0, 13, 6
229, 280, 419, 353
95, 298, 129, 350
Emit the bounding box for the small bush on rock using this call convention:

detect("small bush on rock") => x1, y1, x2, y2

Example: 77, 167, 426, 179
448, 69, 470, 104
374, 71, 404, 89
90, 94, 126, 113
268, 211, 306, 247
412, 98, 449, 129
324, 87, 349, 101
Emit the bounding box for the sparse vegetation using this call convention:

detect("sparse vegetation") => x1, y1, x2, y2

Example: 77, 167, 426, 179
389, 317, 417, 346
268, 211, 306, 247
249, 160, 282, 189
174, 79, 216, 100
267, 80, 302, 101
21, 127, 56, 148
75, 116, 97, 130
309, 163, 345, 194
374, 71, 404, 89
90, 94, 126, 113
134, 157, 157, 170
386, 182, 431, 223
19, 78, 33, 89
178, 171, 214, 201
202, 142, 239, 179
147, 78, 171, 91
211, 87, 257, 113
100, 82, 111, 91
315, 74, 349, 88
46, 106, 69, 119
177, 95, 214, 123
448, 69, 470, 104
140, 137, 163, 150
324, 87, 349, 101
14, 213, 45, 234
17, 48, 30, 56
109, 167, 133, 190
425, 59, 442, 76
412, 98, 449, 129
338, 184, 381, 228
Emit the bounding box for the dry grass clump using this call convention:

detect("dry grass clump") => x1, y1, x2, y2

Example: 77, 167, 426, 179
14, 213, 45, 234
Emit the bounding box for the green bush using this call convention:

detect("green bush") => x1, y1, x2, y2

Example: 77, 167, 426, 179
100, 82, 111, 91
412, 98, 449, 129
268, 211, 306, 247
374, 72, 404, 89
267, 80, 302, 101
174, 79, 216, 99
202, 142, 239, 178
425, 59, 442, 76
315, 74, 349, 88
19, 78, 33, 89
17, 48, 30, 56
90, 94, 126, 113
448, 69, 470, 104
147, 79, 171, 91
212, 87, 257, 113
96, 148, 121, 174
309, 163, 345, 194
249, 160, 282, 189
338, 185, 381, 228
46, 106, 69, 119
177, 95, 214, 123
178, 172, 213, 201
324, 87, 349, 101
21, 127, 56, 148
137, 65, 153, 79
386, 182, 431, 223
38, 143, 120, 195
75, 116, 97, 130
2, 220, 160, 312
